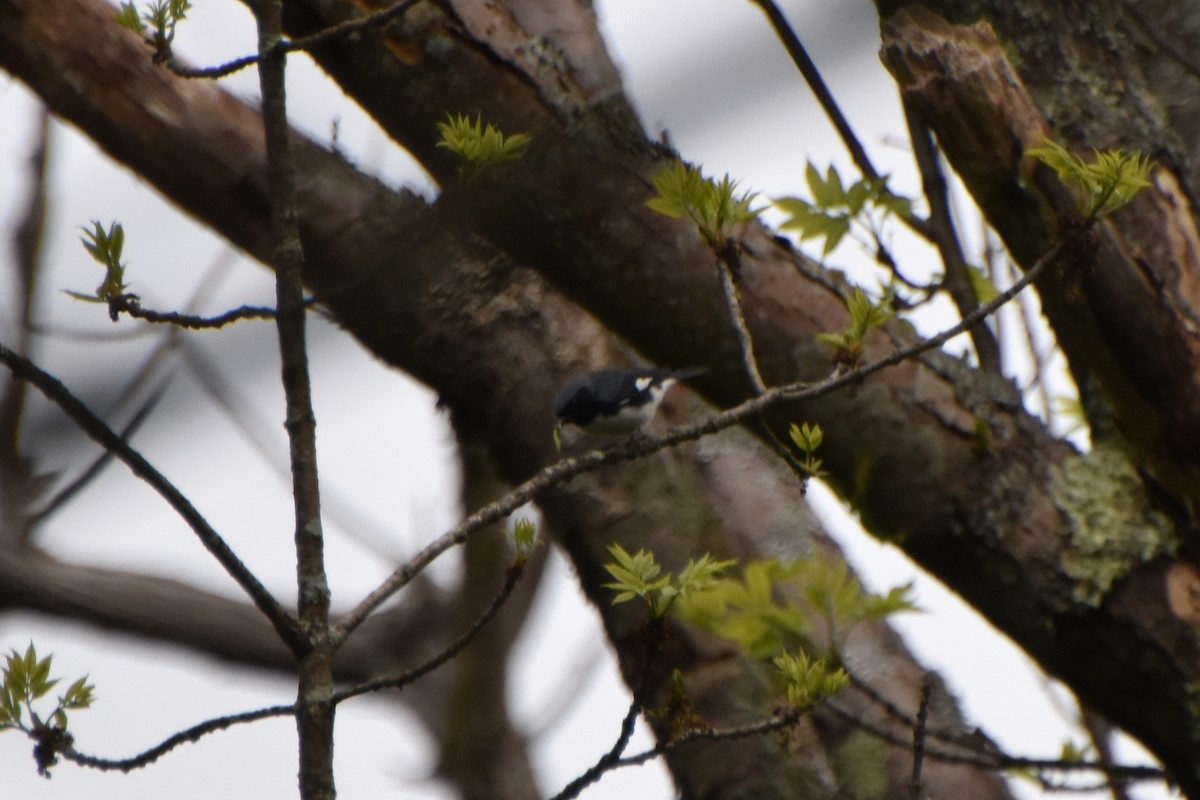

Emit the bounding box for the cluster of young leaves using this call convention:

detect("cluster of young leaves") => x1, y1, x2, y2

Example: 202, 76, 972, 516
1, 644, 95, 742
789, 421, 826, 479
603, 543, 736, 618
815, 286, 894, 366
775, 162, 912, 258
1027, 139, 1155, 219
674, 555, 916, 658
116, 0, 191, 52
67, 221, 131, 305
436, 113, 531, 181
646, 161, 763, 247
772, 650, 849, 708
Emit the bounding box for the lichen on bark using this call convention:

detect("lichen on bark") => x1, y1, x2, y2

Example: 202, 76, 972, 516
1052, 439, 1176, 606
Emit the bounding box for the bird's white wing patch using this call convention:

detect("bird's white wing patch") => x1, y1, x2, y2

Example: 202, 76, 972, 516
634, 376, 654, 391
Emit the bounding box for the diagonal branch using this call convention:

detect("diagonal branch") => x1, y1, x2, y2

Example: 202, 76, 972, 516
0, 341, 302, 653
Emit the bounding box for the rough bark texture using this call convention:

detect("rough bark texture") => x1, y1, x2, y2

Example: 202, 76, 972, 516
2, 0, 1199, 796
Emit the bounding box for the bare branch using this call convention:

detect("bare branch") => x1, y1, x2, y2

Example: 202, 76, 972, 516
904, 97, 1003, 372
334, 561, 526, 702
0, 341, 302, 652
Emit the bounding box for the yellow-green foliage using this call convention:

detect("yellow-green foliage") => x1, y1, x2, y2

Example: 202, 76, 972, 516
116, 0, 190, 50
773, 650, 848, 707
436, 113, 531, 180
776, 162, 912, 257
815, 287, 893, 365
602, 543, 735, 618
1028, 139, 1154, 218
1052, 440, 1176, 606
1, 643, 96, 777
675, 555, 916, 658
67, 221, 130, 305
646, 161, 762, 246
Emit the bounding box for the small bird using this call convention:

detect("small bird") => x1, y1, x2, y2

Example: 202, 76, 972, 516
553, 366, 706, 436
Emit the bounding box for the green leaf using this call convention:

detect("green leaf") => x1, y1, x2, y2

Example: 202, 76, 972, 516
75, 220, 131, 302
436, 113, 531, 180
966, 265, 1000, 304
61, 676, 95, 710
806, 162, 846, 208
602, 543, 672, 615
815, 331, 853, 351
844, 287, 892, 340
647, 161, 762, 244
676, 554, 736, 599
115, 1, 145, 32
844, 179, 870, 216
789, 422, 823, 453
1028, 139, 1155, 218
773, 649, 848, 706
1, 682, 21, 725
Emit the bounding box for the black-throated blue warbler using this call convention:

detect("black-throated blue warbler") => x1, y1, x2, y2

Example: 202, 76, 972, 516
553, 366, 706, 437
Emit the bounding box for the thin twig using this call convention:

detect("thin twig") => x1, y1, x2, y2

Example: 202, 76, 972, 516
714, 253, 767, 394
1079, 704, 1134, 800
334, 561, 525, 702
548, 624, 662, 800
712, 248, 817, 478
850, 672, 997, 755
51, 560, 528, 772
254, 0, 335, 795
1004, 255, 1055, 420
62, 704, 294, 772
909, 679, 932, 800
29, 380, 170, 524
749, 0, 934, 242
598, 709, 807, 777
0, 340, 302, 651
105, 293, 313, 328
824, 699, 1166, 785
547, 699, 647, 800
163, 0, 426, 79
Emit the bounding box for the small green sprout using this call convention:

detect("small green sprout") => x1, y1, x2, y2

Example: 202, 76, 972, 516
1028, 140, 1154, 219
1, 643, 96, 777
603, 543, 735, 618
646, 161, 763, 247
117, 0, 191, 55
436, 113, 531, 181
815, 287, 893, 366
789, 422, 826, 479
773, 649, 848, 707
509, 517, 540, 564
776, 162, 912, 258
68, 221, 132, 311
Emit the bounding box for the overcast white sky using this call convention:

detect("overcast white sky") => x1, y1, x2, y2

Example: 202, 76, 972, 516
0, 1, 1168, 799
